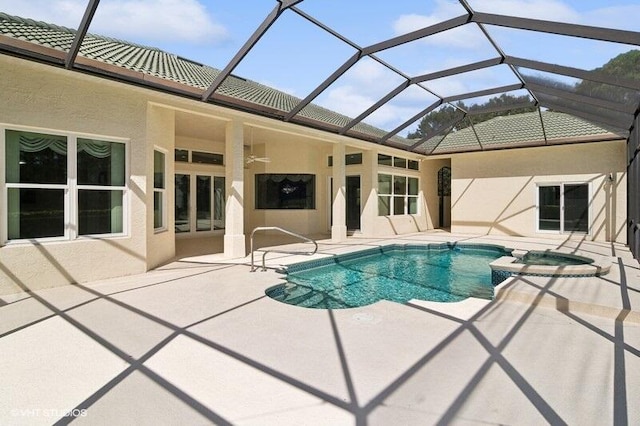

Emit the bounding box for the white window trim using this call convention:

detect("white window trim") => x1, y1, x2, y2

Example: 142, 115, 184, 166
154, 147, 168, 233
378, 172, 420, 216
1, 123, 129, 245
535, 181, 591, 235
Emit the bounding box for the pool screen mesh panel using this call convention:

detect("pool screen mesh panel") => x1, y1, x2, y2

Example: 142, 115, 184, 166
0, 1, 638, 258
630, 115, 640, 260
0, 0, 638, 149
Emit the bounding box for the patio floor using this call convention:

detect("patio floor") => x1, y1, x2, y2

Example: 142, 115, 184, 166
1, 232, 639, 425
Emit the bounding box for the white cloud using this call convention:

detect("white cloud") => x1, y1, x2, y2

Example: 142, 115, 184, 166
321, 83, 442, 131
390, 0, 581, 50
425, 79, 467, 98
349, 58, 392, 85
367, 104, 408, 129
322, 85, 376, 119
392, 1, 484, 50
393, 14, 439, 34
322, 85, 410, 130
470, 0, 579, 22
0, 0, 228, 44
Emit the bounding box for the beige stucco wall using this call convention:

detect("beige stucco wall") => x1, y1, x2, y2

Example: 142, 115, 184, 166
0, 55, 150, 294
450, 141, 627, 243
244, 134, 330, 236
146, 106, 175, 268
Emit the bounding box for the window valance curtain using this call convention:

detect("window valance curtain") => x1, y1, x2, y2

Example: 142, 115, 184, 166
19, 135, 114, 158
19, 135, 66, 155
256, 174, 314, 183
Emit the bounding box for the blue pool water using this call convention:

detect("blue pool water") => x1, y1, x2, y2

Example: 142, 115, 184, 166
266, 244, 511, 309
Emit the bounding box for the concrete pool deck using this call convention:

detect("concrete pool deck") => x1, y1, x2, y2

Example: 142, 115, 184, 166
1, 232, 639, 425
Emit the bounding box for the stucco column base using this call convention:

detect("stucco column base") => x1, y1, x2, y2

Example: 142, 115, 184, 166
331, 225, 348, 242
224, 234, 246, 259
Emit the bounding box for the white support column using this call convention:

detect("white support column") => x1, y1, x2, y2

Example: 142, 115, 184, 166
224, 120, 246, 258
332, 142, 347, 241
360, 148, 379, 236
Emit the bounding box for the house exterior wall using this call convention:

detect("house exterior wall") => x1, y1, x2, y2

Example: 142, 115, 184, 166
450, 141, 628, 243
0, 57, 235, 294
146, 106, 175, 269
244, 135, 330, 236
1, 55, 629, 295
0, 55, 432, 295
0, 55, 150, 294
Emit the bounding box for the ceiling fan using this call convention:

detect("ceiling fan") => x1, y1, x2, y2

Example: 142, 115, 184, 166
245, 128, 270, 164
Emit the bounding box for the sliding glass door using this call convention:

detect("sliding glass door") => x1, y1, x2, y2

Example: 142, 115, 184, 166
538, 183, 589, 234
563, 184, 589, 232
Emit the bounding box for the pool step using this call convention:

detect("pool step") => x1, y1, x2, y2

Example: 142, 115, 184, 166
495, 282, 640, 324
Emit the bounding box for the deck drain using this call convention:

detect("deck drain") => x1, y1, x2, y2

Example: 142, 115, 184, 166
350, 312, 381, 324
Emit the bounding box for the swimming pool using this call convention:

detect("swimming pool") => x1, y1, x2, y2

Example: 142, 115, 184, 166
266, 243, 512, 309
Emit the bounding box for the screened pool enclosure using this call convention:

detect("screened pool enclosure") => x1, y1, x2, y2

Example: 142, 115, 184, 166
0, 0, 638, 259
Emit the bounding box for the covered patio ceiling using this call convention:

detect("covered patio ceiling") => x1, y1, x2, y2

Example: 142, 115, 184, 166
0, 0, 639, 155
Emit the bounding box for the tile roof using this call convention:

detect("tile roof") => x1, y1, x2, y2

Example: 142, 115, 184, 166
0, 13, 387, 134
422, 111, 616, 155
0, 13, 619, 154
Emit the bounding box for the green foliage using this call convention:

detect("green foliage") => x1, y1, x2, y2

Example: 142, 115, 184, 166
406, 49, 640, 140
575, 50, 640, 104
591, 49, 640, 80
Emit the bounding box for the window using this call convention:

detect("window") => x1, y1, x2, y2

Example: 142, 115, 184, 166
393, 157, 407, 169
4, 128, 127, 241
378, 173, 419, 216
78, 139, 125, 235
153, 150, 166, 231
327, 152, 362, 167
175, 149, 189, 162
378, 174, 392, 216
174, 148, 223, 165
175, 173, 225, 234
175, 174, 190, 233
255, 174, 315, 209
538, 183, 589, 233
378, 154, 419, 171
346, 153, 362, 165
378, 154, 392, 166
192, 151, 223, 165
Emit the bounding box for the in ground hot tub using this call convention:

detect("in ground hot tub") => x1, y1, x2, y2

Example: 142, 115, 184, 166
490, 249, 611, 285
517, 250, 593, 266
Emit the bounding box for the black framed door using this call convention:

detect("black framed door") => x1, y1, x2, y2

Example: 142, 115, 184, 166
346, 176, 361, 231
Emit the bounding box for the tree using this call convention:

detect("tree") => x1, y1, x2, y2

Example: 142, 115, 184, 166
406, 94, 536, 140
575, 49, 640, 104
406, 102, 464, 139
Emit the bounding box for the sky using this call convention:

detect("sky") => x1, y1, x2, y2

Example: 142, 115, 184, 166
1, 0, 639, 136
